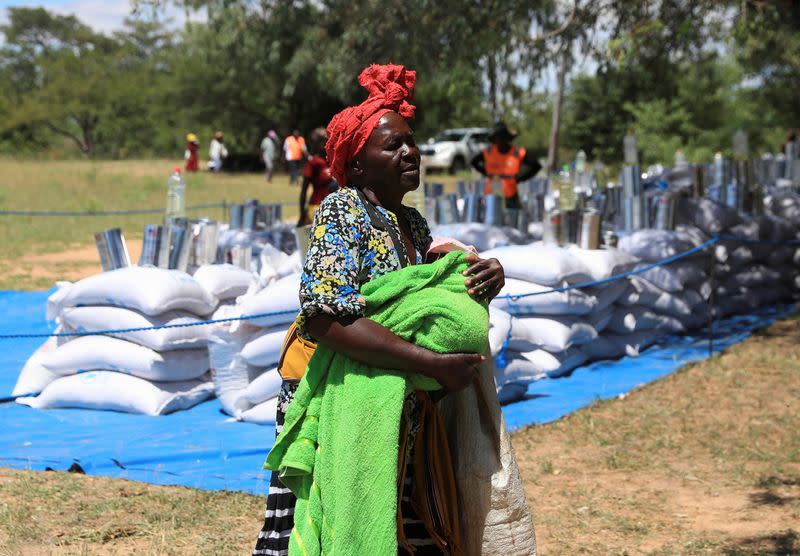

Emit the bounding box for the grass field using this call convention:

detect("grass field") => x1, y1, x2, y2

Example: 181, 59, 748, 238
1, 315, 798, 555
0, 159, 466, 289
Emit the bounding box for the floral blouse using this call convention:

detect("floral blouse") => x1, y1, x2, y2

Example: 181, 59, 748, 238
297, 186, 432, 337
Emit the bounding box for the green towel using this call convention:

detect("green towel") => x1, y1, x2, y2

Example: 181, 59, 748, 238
265, 250, 489, 556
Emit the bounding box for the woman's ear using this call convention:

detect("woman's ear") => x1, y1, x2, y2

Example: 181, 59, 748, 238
346, 159, 364, 184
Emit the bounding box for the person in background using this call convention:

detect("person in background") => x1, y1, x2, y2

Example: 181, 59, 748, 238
298, 127, 335, 226
184, 133, 199, 173
283, 129, 307, 184
471, 121, 541, 209
208, 131, 228, 172
261, 130, 279, 182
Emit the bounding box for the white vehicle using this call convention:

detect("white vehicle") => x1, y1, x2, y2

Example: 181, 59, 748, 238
420, 127, 491, 174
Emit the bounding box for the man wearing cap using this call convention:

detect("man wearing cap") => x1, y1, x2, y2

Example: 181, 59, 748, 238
471, 121, 541, 209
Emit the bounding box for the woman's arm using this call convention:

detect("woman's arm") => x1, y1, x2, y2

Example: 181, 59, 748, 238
306, 314, 482, 392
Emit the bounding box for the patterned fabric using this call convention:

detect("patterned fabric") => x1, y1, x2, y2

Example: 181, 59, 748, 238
255, 186, 434, 555
296, 186, 431, 339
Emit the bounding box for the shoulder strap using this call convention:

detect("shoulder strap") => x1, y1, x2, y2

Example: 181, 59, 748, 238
355, 188, 409, 268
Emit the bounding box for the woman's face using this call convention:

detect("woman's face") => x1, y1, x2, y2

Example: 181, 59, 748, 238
351, 111, 420, 196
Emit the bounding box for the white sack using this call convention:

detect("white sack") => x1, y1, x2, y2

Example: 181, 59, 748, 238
53, 267, 217, 317
515, 347, 587, 379
634, 261, 705, 293
496, 382, 528, 405
238, 273, 301, 328
586, 279, 629, 313
582, 336, 625, 361
606, 331, 659, 357
488, 308, 512, 356
617, 230, 695, 262
627, 277, 692, 317
60, 306, 208, 351
492, 278, 596, 316
586, 304, 615, 333
18, 372, 213, 415
237, 368, 282, 408
727, 264, 782, 288
11, 337, 62, 396
567, 246, 639, 281
38, 336, 209, 381
480, 244, 592, 286
608, 307, 664, 334
675, 197, 741, 235
509, 315, 596, 353
208, 329, 259, 416
240, 327, 289, 368
496, 354, 548, 384
194, 264, 255, 300
238, 397, 279, 425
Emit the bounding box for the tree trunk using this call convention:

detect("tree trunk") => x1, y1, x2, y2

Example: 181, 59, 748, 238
546, 43, 570, 173
487, 53, 498, 121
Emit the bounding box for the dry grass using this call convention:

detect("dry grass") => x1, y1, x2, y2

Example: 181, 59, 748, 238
1, 315, 798, 554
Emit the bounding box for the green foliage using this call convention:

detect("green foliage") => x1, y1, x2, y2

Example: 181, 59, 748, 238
0, 2, 797, 163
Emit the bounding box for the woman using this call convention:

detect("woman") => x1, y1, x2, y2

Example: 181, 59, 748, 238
254, 64, 504, 556
184, 133, 199, 172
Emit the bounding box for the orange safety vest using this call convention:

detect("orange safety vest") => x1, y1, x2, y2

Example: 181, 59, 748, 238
483, 145, 526, 198
285, 136, 306, 161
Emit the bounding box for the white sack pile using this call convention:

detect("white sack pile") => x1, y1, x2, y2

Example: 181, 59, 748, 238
15, 267, 219, 415
484, 243, 638, 403
208, 272, 301, 425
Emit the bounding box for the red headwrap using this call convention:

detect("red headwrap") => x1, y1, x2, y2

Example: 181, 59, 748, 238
325, 64, 416, 186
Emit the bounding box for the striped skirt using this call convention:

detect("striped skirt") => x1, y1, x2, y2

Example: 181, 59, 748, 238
253, 383, 443, 555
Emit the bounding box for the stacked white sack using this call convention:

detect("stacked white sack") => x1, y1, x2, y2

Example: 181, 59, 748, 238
209, 272, 301, 425
484, 243, 634, 403
15, 267, 218, 415
675, 197, 800, 318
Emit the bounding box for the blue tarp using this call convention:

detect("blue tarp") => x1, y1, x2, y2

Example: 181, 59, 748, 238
0, 290, 794, 494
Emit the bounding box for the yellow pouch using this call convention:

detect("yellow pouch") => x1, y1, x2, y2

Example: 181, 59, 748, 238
277, 321, 317, 382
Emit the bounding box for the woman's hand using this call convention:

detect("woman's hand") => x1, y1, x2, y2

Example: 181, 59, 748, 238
423, 352, 484, 393
463, 255, 505, 302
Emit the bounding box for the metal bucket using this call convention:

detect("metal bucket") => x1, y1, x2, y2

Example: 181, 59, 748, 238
95, 228, 131, 271
654, 195, 676, 231
139, 224, 161, 266
542, 210, 561, 245
294, 225, 312, 266
503, 208, 519, 228
229, 245, 252, 271
229, 204, 244, 229
425, 182, 444, 197
515, 208, 530, 234
192, 220, 219, 266
482, 194, 504, 226
243, 203, 259, 230
436, 194, 460, 224
578, 210, 600, 249
462, 194, 482, 223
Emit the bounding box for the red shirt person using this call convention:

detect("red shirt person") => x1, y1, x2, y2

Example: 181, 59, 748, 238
298, 127, 337, 225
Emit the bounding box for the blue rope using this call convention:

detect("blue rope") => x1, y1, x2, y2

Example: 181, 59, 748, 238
0, 200, 296, 217
0, 309, 298, 340
498, 237, 719, 302
716, 233, 800, 246
0, 202, 227, 217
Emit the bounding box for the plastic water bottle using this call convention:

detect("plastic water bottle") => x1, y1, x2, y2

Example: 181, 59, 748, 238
166, 167, 186, 218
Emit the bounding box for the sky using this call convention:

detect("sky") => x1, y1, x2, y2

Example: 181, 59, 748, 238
0, 0, 204, 33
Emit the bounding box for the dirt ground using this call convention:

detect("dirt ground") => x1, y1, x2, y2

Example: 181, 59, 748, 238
1, 315, 798, 554
13, 242, 144, 286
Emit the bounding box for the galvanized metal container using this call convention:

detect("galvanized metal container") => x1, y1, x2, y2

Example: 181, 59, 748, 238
139, 224, 161, 266
462, 194, 482, 223
482, 194, 504, 226
578, 209, 601, 249
95, 228, 131, 271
